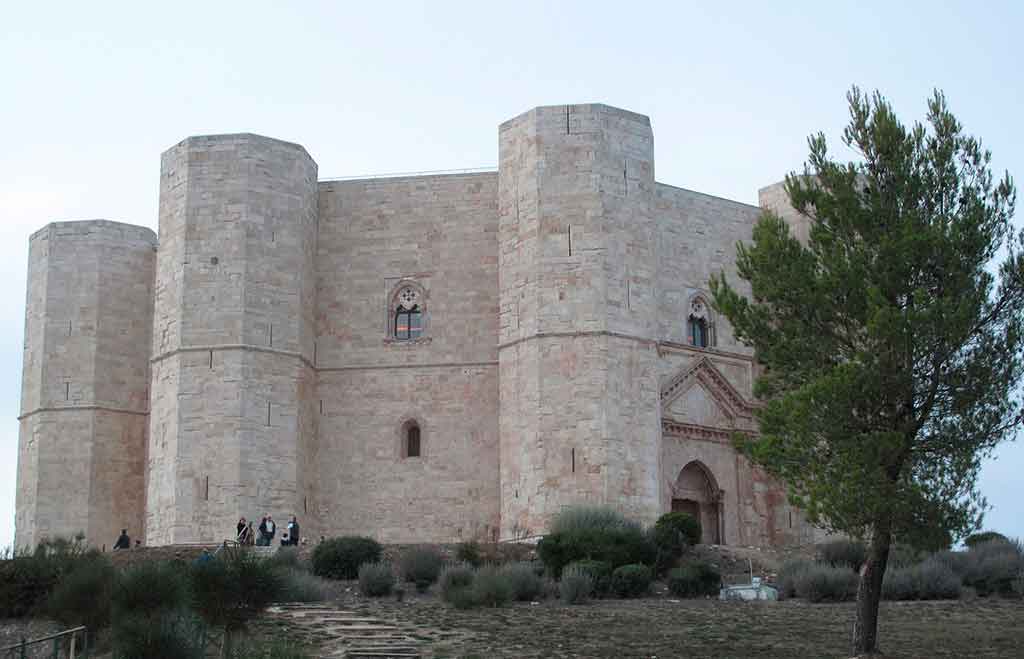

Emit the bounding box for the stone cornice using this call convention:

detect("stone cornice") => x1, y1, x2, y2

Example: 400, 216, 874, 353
318, 360, 497, 372
499, 331, 756, 363
151, 344, 316, 369
18, 405, 149, 421
661, 420, 738, 444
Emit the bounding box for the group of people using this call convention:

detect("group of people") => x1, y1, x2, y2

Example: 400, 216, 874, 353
236, 514, 301, 547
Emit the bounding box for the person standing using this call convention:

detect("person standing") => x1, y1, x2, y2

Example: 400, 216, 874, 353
287, 516, 300, 546
236, 517, 247, 543
258, 516, 269, 546
264, 514, 276, 545
244, 521, 256, 545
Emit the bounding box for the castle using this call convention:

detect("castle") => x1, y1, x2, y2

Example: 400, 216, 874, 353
15, 103, 821, 549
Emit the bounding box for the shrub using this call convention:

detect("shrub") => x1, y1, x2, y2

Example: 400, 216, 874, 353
816, 539, 866, 571
962, 539, 1024, 596
1013, 569, 1024, 599
793, 564, 857, 602
267, 546, 304, 571
311, 536, 382, 580
610, 564, 652, 598
913, 559, 962, 600
470, 566, 512, 607
448, 585, 481, 610
931, 549, 969, 576
654, 512, 702, 547
888, 543, 926, 568
559, 565, 594, 604
538, 527, 656, 578
112, 611, 207, 659
277, 568, 330, 602
882, 559, 961, 601
501, 562, 544, 601
439, 563, 475, 603
0, 534, 98, 618
776, 559, 814, 600
667, 561, 721, 598
47, 555, 115, 631
398, 545, 444, 592
965, 531, 1010, 548
652, 512, 701, 573
549, 506, 642, 535
190, 548, 283, 636
564, 559, 612, 596
357, 562, 393, 597
113, 560, 192, 621
455, 541, 483, 567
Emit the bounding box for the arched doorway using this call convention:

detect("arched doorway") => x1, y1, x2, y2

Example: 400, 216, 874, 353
671, 461, 723, 545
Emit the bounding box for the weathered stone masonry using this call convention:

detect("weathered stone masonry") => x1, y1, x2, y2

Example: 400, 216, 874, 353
16, 103, 822, 549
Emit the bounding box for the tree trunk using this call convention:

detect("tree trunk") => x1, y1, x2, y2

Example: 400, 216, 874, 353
852, 527, 891, 656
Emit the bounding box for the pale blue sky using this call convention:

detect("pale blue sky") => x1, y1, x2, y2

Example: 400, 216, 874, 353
1, 1, 1021, 549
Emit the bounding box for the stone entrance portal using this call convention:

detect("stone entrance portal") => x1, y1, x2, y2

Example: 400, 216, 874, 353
672, 462, 723, 545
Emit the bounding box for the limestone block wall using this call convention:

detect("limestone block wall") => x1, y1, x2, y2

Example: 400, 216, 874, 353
147, 134, 318, 544
16, 221, 156, 549
759, 180, 811, 244
498, 104, 662, 536
654, 184, 760, 356
314, 173, 500, 542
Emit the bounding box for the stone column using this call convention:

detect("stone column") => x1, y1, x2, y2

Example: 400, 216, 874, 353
147, 134, 318, 544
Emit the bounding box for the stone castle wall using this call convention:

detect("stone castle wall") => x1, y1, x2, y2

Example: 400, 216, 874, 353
497, 105, 662, 536
15, 103, 820, 550
16, 221, 156, 549
147, 134, 318, 545
315, 173, 500, 542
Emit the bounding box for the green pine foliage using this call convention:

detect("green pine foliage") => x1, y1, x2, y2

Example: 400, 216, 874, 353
710, 87, 1023, 654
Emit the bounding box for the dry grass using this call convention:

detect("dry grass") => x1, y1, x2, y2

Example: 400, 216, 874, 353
293, 586, 1024, 659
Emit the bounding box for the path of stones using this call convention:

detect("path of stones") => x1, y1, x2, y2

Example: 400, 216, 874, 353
264, 602, 471, 658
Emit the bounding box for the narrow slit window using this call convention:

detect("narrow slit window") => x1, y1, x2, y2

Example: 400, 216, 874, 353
687, 297, 713, 348
689, 316, 709, 348
406, 424, 421, 458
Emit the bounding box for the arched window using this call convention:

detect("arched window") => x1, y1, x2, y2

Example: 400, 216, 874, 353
405, 422, 421, 458
687, 296, 714, 348
392, 285, 424, 340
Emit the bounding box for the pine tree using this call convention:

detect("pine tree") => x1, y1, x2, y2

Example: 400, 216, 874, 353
711, 87, 1023, 656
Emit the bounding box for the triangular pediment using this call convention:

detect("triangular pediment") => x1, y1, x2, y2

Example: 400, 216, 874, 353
667, 381, 733, 427
660, 356, 754, 426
